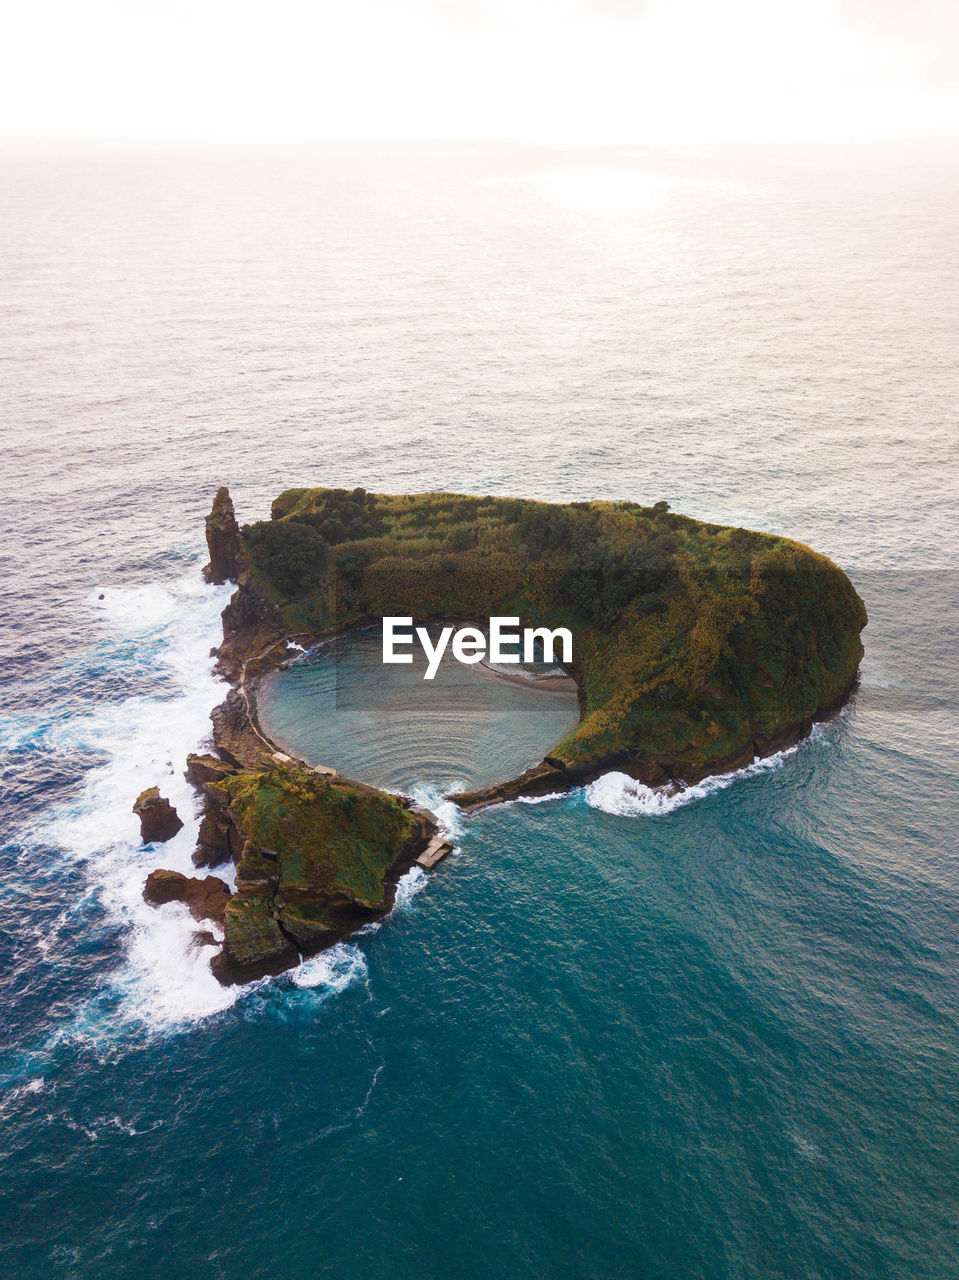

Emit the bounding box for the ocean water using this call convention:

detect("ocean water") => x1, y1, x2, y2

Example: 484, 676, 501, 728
0, 142, 957, 1279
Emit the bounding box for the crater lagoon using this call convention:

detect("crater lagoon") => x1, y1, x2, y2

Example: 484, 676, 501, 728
256, 625, 580, 793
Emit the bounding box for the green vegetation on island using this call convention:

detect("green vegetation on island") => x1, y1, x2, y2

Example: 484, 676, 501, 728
204, 759, 428, 983
143, 485, 865, 985
231, 485, 866, 786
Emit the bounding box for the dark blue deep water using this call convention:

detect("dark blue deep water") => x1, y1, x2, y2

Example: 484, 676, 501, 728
1, 144, 957, 1279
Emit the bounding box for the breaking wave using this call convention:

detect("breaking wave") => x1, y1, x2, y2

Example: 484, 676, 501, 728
584, 729, 826, 818
7, 563, 253, 1042
290, 942, 369, 993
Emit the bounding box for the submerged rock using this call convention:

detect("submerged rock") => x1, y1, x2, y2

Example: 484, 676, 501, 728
142, 869, 232, 926
133, 787, 183, 844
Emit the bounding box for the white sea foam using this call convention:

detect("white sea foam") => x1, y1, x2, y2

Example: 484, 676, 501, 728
62, 1113, 164, 1141
513, 790, 568, 806
0, 1076, 48, 1123
290, 942, 368, 992
21, 562, 259, 1036
408, 782, 465, 843
91, 583, 179, 632
393, 864, 428, 910
583, 738, 815, 818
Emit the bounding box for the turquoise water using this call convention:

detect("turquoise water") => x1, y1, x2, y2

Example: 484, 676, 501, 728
257, 626, 579, 791
1, 144, 958, 1278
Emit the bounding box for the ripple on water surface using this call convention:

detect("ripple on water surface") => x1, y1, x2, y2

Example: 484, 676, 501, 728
256, 626, 580, 792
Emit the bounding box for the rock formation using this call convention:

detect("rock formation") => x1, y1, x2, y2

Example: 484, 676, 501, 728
133, 788, 183, 843
142, 869, 231, 926
204, 764, 437, 985
203, 486, 242, 585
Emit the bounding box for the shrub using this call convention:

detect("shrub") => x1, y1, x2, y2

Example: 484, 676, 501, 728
243, 520, 326, 597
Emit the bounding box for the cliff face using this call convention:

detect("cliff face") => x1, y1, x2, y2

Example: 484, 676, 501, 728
204, 486, 242, 584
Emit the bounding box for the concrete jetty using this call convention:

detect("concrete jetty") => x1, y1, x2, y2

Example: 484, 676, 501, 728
416, 836, 453, 870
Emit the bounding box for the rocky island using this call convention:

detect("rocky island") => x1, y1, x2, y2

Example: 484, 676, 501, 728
144, 485, 867, 984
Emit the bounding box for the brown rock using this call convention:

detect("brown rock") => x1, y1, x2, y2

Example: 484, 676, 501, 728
184, 752, 236, 788
210, 687, 273, 771
449, 761, 570, 814
143, 869, 232, 926
133, 787, 184, 843
192, 808, 235, 868
203, 486, 242, 585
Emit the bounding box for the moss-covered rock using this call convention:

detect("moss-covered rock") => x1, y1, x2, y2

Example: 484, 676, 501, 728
208, 763, 427, 984
216, 767, 415, 909
212, 896, 299, 984
235, 846, 280, 895
277, 902, 341, 952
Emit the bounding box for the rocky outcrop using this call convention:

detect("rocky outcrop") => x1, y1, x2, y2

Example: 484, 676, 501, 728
202, 764, 439, 985
143, 869, 232, 926
183, 753, 243, 867
185, 753, 236, 788
174, 693, 443, 983
211, 897, 300, 985
449, 761, 572, 814
203, 486, 242, 585
210, 687, 275, 771
133, 788, 183, 843
192, 804, 237, 868
215, 578, 287, 684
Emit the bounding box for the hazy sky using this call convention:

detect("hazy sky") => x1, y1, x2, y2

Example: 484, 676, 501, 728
2, 0, 958, 145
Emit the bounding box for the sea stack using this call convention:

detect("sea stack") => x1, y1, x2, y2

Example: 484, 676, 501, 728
204, 486, 242, 584
133, 787, 184, 843
142, 869, 231, 925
